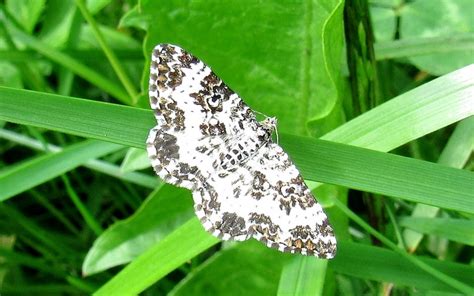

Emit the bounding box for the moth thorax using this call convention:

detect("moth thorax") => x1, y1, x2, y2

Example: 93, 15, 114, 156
262, 117, 277, 131
258, 117, 277, 141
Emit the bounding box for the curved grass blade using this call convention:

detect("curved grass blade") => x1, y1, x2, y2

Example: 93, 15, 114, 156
0, 7, 131, 104
93, 218, 219, 296
323, 64, 474, 151
0, 129, 159, 189
0, 140, 123, 201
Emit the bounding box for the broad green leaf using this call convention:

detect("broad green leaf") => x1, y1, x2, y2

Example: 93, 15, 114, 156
120, 147, 150, 172
38, 0, 76, 48
81, 26, 143, 50
400, 0, 474, 75
0, 62, 23, 88
142, 0, 345, 135
83, 185, 193, 275
370, 3, 396, 42
6, 0, 46, 32
119, 5, 151, 30
94, 218, 219, 296
85, 0, 111, 15
0, 140, 122, 201
399, 217, 474, 246
375, 33, 474, 60
170, 240, 291, 296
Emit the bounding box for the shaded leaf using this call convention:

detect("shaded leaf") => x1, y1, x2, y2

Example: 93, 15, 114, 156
399, 217, 474, 246
94, 218, 219, 296
83, 184, 193, 275
329, 241, 474, 293
120, 147, 150, 172
400, 0, 474, 75
171, 240, 291, 296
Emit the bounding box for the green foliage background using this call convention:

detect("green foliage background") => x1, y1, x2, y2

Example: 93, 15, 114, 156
0, 0, 473, 295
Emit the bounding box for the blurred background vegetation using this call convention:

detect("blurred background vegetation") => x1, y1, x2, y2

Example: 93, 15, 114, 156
0, 0, 473, 295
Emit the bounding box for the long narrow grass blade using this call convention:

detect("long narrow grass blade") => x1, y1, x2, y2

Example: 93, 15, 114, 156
0, 140, 122, 201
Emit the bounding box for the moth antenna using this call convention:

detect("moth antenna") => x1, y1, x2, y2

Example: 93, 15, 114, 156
275, 124, 279, 144
254, 109, 271, 119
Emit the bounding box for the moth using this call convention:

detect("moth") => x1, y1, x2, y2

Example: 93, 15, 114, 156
147, 44, 336, 258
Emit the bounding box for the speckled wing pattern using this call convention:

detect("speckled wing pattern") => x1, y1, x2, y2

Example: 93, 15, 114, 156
146, 44, 336, 258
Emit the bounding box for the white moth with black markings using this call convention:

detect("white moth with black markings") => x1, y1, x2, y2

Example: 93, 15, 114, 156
146, 44, 336, 258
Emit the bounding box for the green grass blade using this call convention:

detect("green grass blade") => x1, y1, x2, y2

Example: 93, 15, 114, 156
0, 7, 131, 104
0, 203, 80, 258
0, 284, 79, 295
287, 137, 474, 213
0, 87, 472, 213
438, 116, 474, 167
0, 49, 143, 62
0, 248, 96, 293
0, 87, 151, 148
322, 64, 474, 151
75, 0, 139, 102
94, 225, 474, 295
62, 175, 103, 236
399, 217, 474, 246
29, 190, 80, 235
403, 117, 474, 252
0, 128, 159, 189
333, 199, 474, 294
93, 218, 219, 296
0, 248, 66, 278
0, 140, 122, 201
2, 59, 473, 153
330, 241, 474, 293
